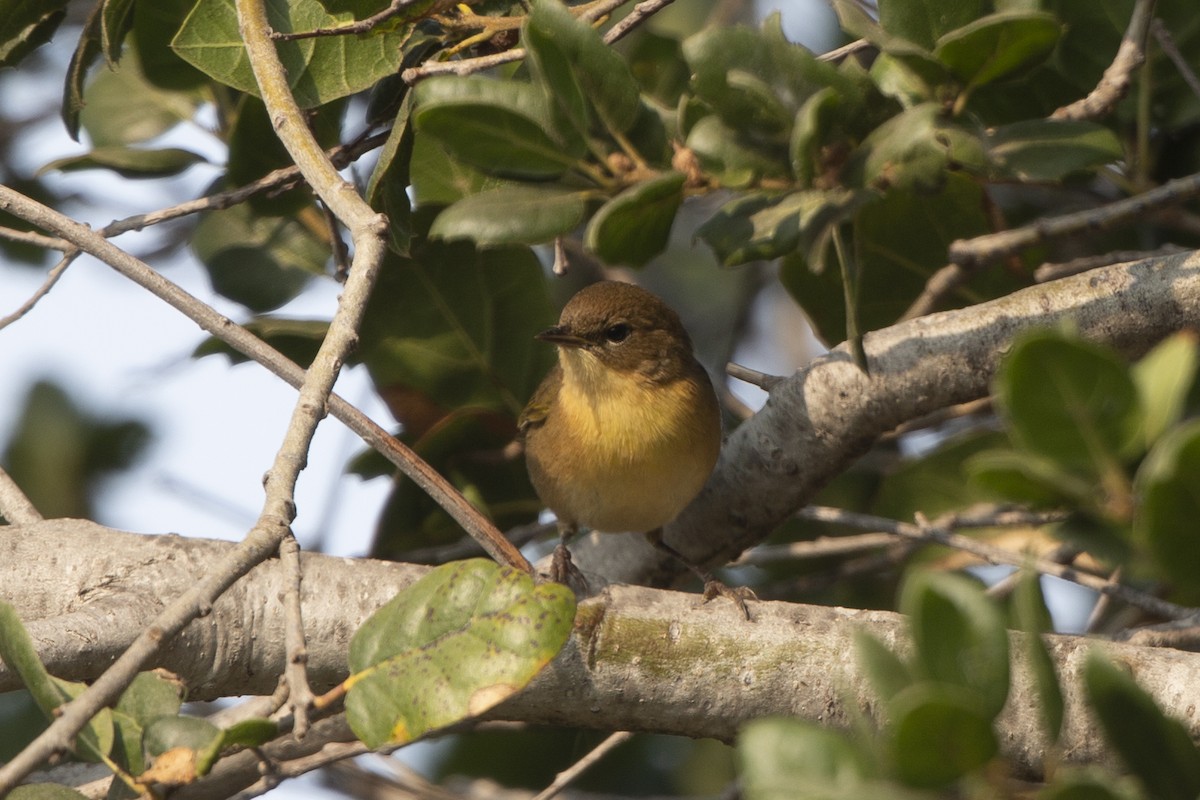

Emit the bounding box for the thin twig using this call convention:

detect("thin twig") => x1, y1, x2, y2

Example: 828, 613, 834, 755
97, 131, 388, 241
1118, 612, 1200, 649
0, 225, 68, 250
280, 534, 314, 738
401, 0, 632, 83
1035, 245, 1188, 283
948, 171, 1200, 268
736, 533, 900, 565
725, 361, 784, 391
531, 731, 633, 800
1085, 565, 1122, 633
0, 465, 42, 524
819, 38, 870, 63
799, 505, 1193, 620
1051, 0, 1156, 121
1151, 17, 1200, 101
271, 0, 421, 40
0, 253, 76, 332
603, 0, 675, 44
899, 261, 965, 321
398, 520, 553, 565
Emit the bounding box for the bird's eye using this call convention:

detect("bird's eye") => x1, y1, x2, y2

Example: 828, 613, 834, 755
603, 323, 631, 344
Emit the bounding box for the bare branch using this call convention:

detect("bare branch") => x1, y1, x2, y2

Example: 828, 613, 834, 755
1153, 17, 1200, 102
531, 731, 633, 800
725, 361, 785, 391
1051, 0, 1156, 121
947, 172, 1200, 268
1035, 245, 1188, 283
0, 466, 42, 524
0, 253, 75, 331
799, 505, 1189, 620
280, 534, 314, 737
401, 0, 632, 83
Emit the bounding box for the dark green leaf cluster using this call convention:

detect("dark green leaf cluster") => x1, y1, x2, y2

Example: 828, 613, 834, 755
971, 329, 1200, 603
739, 573, 1200, 800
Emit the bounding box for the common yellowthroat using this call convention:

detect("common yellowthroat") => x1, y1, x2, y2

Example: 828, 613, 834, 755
519, 280, 753, 616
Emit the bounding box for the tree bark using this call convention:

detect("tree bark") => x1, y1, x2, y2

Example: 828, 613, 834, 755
5, 520, 1199, 782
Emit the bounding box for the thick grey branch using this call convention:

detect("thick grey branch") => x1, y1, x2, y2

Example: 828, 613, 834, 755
6, 520, 1200, 784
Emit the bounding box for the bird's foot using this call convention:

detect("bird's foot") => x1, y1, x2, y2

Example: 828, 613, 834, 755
701, 579, 758, 621
550, 543, 589, 593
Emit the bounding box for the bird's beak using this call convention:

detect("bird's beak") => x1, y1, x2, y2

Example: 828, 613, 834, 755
535, 326, 587, 348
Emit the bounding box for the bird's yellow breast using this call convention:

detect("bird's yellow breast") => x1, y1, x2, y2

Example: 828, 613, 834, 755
534, 348, 721, 533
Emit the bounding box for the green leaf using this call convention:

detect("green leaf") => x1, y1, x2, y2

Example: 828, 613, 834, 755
192, 200, 329, 312
854, 629, 913, 703
1132, 331, 1200, 448
525, 0, 640, 134
196, 718, 276, 774
995, 332, 1144, 475
0, 601, 114, 762
0, 602, 64, 721
345, 559, 575, 748
986, 119, 1122, 181
41, 146, 206, 179
1134, 419, 1200, 602
523, 2, 589, 138
1084, 653, 1200, 800
1038, 770, 1140, 800
362, 95, 415, 253
1010, 572, 1063, 744
889, 682, 998, 787
429, 185, 591, 247
967, 449, 1096, 508
63, 4, 108, 140
849, 103, 984, 192
50, 679, 114, 762
0, 0, 66, 69
878, 0, 983, 50
739, 717, 873, 800
684, 25, 792, 135
934, 12, 1061, 89
143, 715, 222, 780
410, 132, 502, 207
699, 188, 865, 267
111, 671, 185, 775
77, 42, 200, 147
358, 247, 555, 424
173, 0, 411, 108
685, 115, 789, 188
136, 0, 210, 90
194, 317, 329, 368
413, 76, 583, 179
584, 172, 685, 267
101, 0, 137, 62
900, 572, 1009, 718
791, 87, 841, 187
781, 174, 991, 344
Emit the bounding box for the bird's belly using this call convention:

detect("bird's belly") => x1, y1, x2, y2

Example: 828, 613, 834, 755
555, 420, 717, 533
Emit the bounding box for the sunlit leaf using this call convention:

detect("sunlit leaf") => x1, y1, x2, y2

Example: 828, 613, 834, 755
346, 559, 575, 748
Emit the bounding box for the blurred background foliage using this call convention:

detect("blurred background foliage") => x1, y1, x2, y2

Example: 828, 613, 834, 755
3, 0, 1200, 796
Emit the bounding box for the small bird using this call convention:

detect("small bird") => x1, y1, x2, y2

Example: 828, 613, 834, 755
519, 280, 753, 617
